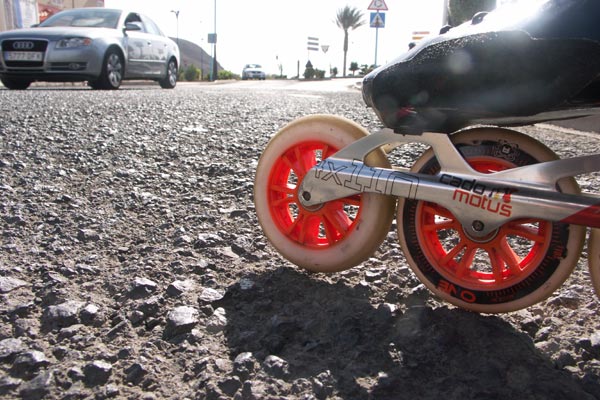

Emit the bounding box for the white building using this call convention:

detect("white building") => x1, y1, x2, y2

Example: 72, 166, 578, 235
1, 0, 104, 32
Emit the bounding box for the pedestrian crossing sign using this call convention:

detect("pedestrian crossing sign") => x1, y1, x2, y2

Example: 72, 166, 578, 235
370, 12, 385, 28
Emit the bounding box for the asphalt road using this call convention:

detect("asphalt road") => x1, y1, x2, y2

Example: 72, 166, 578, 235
4, 77, 600, 133
206, 79, 600, 133
549, 115, 600, 134
1, 80, 600, 399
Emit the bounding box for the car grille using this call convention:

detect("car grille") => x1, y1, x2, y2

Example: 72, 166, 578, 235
1, 39, 48, 68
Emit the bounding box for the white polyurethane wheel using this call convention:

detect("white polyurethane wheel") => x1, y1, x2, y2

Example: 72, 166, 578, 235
254, 114, 396, 272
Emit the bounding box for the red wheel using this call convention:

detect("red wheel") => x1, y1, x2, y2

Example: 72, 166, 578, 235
397, 128, 585, 312
254, 115, 396, 272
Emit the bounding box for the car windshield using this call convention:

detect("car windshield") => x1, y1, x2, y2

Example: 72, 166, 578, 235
39, 9, 121, 28
245, 64, 262, 69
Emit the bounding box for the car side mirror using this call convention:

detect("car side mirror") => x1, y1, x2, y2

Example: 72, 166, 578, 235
124, 22, 142, 31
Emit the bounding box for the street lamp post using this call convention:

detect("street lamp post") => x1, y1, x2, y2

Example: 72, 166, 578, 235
170, 10, 180, 46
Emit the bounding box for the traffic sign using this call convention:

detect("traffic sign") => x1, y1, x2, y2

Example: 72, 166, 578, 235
370, 12, 385, 28
307, 36, 319, 51
368, 0, 388, 11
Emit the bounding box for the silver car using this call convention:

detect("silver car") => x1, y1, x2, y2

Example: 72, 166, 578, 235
242, 64, 266, 80
0, 8, 179, 90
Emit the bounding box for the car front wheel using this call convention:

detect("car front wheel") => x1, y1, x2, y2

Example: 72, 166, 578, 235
90, 48, 123, 90
159, 58, 177, 89
1, 77, 32, 90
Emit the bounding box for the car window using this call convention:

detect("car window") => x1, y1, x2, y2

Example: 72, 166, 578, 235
141, 15, 163, 36
39, 9, 120, 28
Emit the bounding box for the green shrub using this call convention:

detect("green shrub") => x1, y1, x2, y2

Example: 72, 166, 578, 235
218, 70, 238, 80
303, 66, 315, 80
360, 64, 375, 76
184, 64, 200, 81
303, 66, 326, 80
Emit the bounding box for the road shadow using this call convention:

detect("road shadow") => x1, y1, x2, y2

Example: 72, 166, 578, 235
218, 267, 600, 400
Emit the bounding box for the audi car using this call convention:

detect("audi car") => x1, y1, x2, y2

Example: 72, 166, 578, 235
242, 64, 266, 80
0, 8, 179, 90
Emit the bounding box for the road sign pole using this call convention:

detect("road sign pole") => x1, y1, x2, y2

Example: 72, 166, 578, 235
369, 10, 385, 68
375, 24, 379, 67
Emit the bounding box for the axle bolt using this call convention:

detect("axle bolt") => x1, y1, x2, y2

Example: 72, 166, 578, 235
472, 220, 485, 232
302, 191, 311, 201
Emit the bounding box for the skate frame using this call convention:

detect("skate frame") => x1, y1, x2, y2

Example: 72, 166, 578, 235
298, 128, 600, 239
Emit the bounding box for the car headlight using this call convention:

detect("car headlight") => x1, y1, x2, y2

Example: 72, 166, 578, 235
56, 38, 92, 49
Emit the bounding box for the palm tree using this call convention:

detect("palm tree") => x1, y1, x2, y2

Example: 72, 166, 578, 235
335, 6, 365, 77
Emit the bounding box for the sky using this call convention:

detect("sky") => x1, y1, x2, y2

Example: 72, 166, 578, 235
103, 0, 446, 77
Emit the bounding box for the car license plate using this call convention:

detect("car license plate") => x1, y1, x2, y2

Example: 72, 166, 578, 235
4, 51, 44, 61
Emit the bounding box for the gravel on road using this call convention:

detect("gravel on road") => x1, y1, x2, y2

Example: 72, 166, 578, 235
1, 84, 600, 399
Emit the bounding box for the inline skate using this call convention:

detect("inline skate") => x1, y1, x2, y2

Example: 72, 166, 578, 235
254, 0, 600, 313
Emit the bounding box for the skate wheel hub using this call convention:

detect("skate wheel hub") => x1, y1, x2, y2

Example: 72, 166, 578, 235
463, 224, 499, 243
471, 220, 485, 232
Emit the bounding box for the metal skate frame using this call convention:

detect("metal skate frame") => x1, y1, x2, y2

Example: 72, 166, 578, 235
298, 128, 600, 239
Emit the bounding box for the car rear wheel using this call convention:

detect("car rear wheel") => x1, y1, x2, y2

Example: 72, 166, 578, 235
1, 77, 32, 90
90, 48, 123, 90
159, 58, 177, 89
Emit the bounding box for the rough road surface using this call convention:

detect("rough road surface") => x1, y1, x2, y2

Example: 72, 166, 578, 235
1, 83, 600, 399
